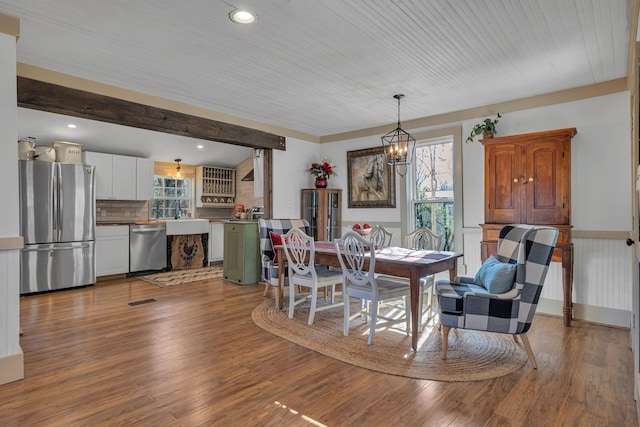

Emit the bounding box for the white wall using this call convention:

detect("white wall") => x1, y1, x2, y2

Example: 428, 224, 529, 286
272, 134, 404, 231
272, 137, 323, 219
462, 91, 632, 231
323, 136, 402, 224
0, 33, 18, 238
0, 29, 23, 384
319, 92, 632, 233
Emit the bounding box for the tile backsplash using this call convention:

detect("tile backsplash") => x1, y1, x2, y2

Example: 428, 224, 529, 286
96, 200, 149, 223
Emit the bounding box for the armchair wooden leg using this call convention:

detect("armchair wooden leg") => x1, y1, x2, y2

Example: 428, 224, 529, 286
520, 333, 538, 369
263, 283, 270, 297
275, 286, 282, 310
442, 326, 450, 360
512, 334, 519, 344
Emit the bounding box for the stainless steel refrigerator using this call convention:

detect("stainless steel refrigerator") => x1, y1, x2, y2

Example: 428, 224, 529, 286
19, 160, 96, 294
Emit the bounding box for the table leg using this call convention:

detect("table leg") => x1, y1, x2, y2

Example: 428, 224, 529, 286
410, 273, 419, 351
562, 245, 574, 326
449, 261, 458, 282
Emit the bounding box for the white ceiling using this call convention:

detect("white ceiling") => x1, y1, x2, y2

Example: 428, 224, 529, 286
2, 0, 632, 164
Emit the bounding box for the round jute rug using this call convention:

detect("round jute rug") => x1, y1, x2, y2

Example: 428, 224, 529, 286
252, 299, 529, 381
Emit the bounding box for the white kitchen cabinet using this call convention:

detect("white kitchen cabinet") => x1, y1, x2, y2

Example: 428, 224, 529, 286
135, 157, 153, 201
209, 222, 224, 262
112, 155, 136, 200
84, 152, 113, 200
96, 225, 130, 276
84, 152, 151, 200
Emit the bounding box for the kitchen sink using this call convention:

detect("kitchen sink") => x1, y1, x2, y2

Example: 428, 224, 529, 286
165, 218, 209, 235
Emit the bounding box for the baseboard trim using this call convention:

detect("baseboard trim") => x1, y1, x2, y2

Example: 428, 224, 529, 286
537, 298, 631, 329
0, 350, 24, 385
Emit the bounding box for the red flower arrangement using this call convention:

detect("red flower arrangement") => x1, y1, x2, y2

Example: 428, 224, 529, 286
307, 157, 336, 179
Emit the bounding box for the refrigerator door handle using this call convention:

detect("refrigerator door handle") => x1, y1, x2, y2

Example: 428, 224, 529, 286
52, 173, 58, 232
23, 242, 93, 252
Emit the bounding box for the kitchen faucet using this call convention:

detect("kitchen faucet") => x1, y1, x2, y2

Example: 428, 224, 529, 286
174, 200, 181, 219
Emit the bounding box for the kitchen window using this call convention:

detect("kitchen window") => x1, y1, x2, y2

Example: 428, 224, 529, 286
151, 176, 193, 219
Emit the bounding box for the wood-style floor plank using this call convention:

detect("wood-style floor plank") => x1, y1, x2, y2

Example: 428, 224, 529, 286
0, 276, 636, 426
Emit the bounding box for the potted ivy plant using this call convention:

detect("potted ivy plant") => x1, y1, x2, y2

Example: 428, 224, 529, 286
466, 113, 502, 143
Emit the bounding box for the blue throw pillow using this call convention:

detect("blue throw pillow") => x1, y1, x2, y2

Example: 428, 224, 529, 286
474, 255, 517, 294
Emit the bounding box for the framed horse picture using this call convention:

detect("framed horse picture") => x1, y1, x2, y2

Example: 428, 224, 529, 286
347, 147, 396, 208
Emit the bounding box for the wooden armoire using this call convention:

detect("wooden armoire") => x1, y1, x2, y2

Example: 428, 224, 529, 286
480, 127, 576, 326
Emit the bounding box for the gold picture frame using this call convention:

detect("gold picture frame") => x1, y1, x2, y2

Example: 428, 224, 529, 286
347, 147, 395, 208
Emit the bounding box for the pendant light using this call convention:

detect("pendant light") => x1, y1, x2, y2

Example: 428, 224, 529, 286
175, 158, 182, 178
381, 94, 416, 177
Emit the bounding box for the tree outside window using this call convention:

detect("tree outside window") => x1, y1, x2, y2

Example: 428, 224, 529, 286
412, 139, 454, 250
151, 176, 193, 219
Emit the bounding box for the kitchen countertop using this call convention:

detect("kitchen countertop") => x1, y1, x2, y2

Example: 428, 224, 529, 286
97, 218, 229, 226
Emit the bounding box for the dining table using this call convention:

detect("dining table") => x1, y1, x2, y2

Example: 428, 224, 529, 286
275, 241, 463, 351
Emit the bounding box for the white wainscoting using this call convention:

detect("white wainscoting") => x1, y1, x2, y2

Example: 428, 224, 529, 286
462, 229, 632, 327
0, 248, 24, 385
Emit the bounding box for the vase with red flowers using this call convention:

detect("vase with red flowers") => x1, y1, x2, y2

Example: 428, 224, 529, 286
307, 157, 336, 188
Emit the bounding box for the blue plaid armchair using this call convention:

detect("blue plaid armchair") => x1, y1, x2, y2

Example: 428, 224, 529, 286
435, 224, 558, 368
258, 219, 311, 308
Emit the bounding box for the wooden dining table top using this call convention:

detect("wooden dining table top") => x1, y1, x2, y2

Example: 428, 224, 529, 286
274, 241, 463, 350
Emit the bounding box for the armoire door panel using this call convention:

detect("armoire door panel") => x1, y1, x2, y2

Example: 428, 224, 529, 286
485, 146, 521, 223
526, 140, 569, 224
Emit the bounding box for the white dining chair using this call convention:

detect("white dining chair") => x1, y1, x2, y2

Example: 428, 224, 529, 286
367, 225, 393, 247
335, 231, 410, 345
282, 227, 343, 325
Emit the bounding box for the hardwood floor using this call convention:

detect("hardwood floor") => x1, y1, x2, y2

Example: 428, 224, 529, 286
0, 276, 637, 426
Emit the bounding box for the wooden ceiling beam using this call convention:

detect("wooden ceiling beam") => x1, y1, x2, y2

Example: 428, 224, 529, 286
17, 76, 286, 151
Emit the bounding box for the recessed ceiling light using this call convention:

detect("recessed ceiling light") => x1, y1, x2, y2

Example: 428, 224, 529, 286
67, 124, 77, 128
197, 145, 204, 149
229, 9, 257, 24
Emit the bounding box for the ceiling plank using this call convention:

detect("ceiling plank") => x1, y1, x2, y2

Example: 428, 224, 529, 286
17, 77, 286, 151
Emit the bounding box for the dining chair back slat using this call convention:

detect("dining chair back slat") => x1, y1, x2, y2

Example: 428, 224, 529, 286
368, 225, 392, 247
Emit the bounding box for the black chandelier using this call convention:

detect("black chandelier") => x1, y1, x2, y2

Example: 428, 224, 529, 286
380, 94, 416, 177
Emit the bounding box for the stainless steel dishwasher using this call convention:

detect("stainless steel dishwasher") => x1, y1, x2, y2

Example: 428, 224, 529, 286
129, 224, 167, 273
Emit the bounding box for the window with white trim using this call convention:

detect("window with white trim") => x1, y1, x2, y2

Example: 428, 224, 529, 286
151, 176, 193, 219
410, 136, 455, 250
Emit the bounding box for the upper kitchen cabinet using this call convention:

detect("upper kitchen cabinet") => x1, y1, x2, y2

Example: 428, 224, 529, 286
84, 152, 153, 201
135, 157, 154, 200
195, 165, 236, 207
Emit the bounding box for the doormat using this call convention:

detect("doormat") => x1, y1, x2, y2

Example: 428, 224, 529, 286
138, 265, 224, 287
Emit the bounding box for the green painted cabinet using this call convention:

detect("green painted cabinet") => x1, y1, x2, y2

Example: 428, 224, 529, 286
223, 221, 261, 285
